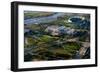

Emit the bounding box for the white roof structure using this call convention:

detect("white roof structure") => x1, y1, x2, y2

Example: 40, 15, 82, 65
45, 25, 75, 36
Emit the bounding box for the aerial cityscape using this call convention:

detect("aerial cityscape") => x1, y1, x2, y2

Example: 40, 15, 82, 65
24, 11, 90, 62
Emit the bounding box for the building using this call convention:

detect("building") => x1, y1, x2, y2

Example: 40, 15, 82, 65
45, 25, 75, 36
